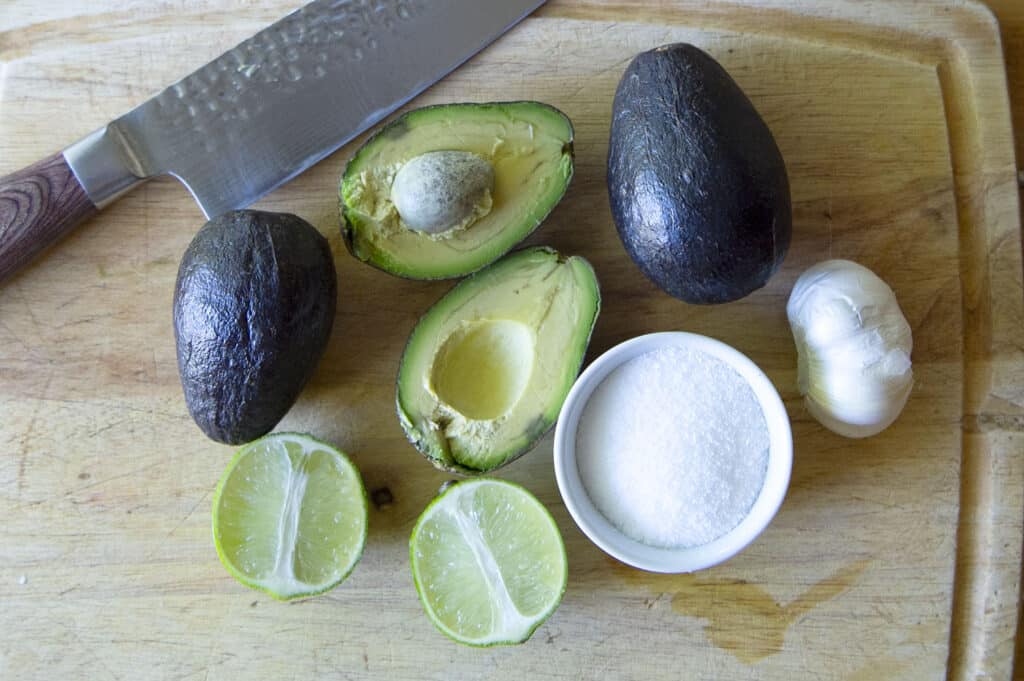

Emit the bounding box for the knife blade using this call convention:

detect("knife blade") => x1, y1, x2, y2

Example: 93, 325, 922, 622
0, 0, 546, 283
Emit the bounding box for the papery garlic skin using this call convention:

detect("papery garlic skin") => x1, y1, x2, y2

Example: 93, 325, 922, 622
786, 259, 913, 438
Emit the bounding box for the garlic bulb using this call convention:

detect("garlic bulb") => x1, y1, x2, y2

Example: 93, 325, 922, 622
786, 259, 913, 438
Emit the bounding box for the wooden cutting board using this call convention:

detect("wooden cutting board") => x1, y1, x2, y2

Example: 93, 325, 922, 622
2, 1, 1022, 679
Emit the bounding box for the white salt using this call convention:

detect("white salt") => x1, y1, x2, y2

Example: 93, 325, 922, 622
576, 345, 769, 549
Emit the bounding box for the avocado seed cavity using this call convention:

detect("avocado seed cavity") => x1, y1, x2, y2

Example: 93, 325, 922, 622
429, 319, 535, 421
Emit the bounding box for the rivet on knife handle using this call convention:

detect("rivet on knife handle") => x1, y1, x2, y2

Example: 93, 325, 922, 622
0, 153, 100, 283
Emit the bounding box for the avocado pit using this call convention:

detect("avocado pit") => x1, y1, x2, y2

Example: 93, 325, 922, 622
391, 150, 495, 236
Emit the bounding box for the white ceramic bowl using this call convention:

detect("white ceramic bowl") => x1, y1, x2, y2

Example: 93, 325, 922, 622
553, 332, 792, 573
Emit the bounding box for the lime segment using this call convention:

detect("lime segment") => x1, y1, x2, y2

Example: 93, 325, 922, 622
410, 479, 567, 645
213, 433, 368, 600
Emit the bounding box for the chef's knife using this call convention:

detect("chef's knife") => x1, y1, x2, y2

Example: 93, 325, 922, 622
0, 0, 546, 283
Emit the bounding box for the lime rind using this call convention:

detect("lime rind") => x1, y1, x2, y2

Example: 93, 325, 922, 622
212, 432, 369, 601
409, 479, 567, 646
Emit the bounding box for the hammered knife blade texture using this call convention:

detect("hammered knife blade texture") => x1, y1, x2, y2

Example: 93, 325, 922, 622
0, 0, 545, 282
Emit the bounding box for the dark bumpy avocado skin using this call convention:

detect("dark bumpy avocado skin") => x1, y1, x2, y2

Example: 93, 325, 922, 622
173, 210, 337, 445
607, 44, 792, 304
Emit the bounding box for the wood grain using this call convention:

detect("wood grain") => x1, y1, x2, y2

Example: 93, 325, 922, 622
0, 152, 97, 283
0, 2, 1021, 680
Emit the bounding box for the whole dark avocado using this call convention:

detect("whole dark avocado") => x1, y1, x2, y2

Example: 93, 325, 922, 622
173, 210, 337, 445
607, 44, 792, 304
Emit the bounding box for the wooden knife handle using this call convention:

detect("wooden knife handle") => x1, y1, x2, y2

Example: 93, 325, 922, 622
0, 152, 98, 283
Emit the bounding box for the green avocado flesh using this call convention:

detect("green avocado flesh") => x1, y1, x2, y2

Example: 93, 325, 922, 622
341, 102, 574, 280
397, 247, 600, 474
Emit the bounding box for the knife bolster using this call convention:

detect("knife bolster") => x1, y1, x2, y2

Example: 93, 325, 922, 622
64, 126, 146, 208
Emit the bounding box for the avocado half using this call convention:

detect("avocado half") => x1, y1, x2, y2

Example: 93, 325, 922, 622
340, 102, 574, 280
397, 247, 600, 474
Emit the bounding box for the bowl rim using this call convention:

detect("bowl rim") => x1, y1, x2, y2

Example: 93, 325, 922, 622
553, 331, 792, 573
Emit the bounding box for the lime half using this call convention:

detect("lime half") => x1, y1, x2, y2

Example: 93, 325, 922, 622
212, 433, 368, 600
410, 479, 567, 646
